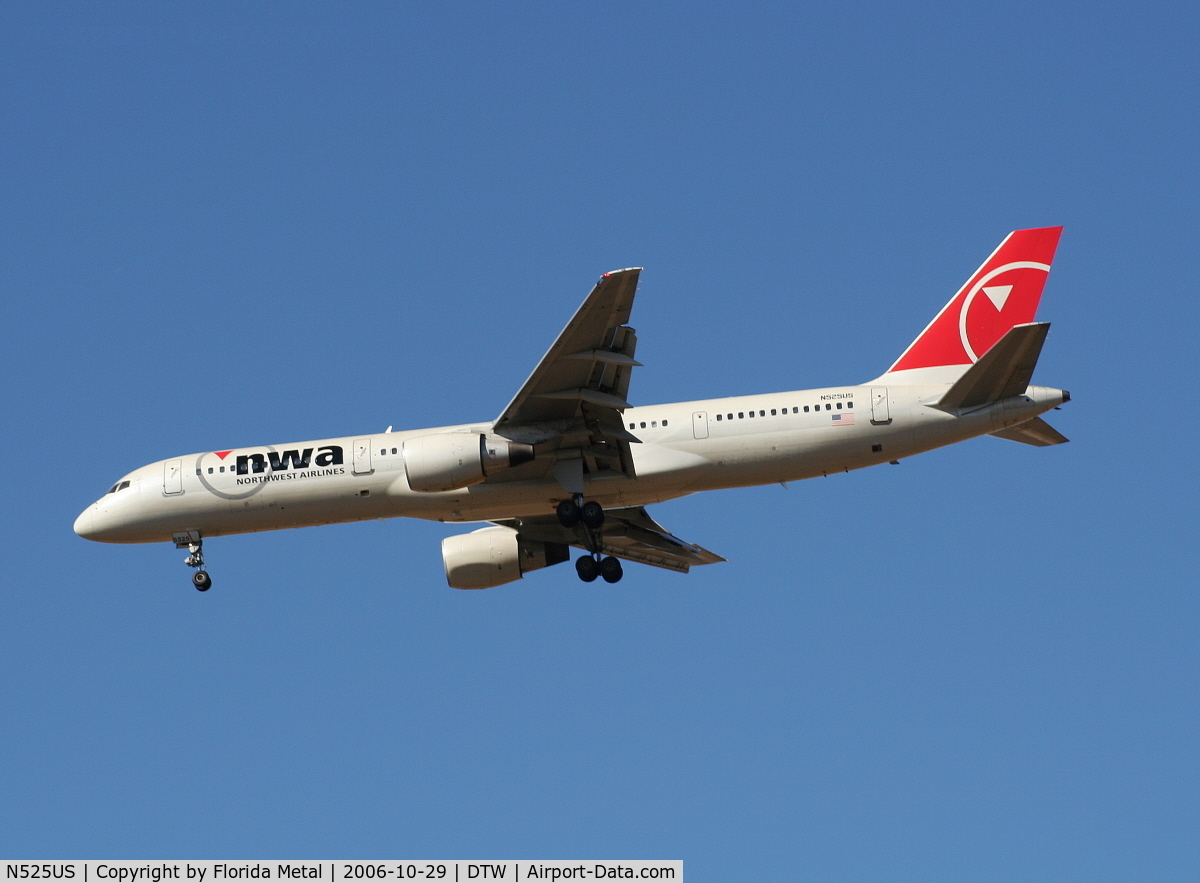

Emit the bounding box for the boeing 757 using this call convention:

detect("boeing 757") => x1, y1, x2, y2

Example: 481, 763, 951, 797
75, 227, 1070, 591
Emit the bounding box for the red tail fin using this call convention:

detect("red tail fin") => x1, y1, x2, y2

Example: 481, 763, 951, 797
886, 227, 1062, 374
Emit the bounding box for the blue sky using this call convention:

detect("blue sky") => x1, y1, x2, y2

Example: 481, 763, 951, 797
2, 2, 1198, 878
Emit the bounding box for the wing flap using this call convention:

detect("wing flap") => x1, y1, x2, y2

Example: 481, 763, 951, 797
494, 506, 725, 574
490, 269, 643, 487
534, 387, 632, 410
494, 269, 641, 430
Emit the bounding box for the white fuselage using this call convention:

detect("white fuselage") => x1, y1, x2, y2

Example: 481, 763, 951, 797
73, 382, 1067, 545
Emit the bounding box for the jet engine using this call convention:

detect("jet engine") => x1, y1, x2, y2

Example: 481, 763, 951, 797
403, 433, 535, 493
441, 526, 570, 589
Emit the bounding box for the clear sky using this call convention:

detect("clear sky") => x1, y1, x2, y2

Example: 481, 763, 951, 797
3, 2, 1198, 879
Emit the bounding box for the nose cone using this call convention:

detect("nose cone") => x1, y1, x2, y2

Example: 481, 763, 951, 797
74, 507, 97, 540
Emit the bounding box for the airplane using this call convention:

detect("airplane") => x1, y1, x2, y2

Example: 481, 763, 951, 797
74, 227, 1070, 591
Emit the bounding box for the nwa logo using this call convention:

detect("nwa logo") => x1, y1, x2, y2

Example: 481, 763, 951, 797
235, 446, 344, 475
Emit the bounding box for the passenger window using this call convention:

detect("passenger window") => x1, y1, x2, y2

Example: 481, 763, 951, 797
803, 406, 809, 412
392, 447, 397, 454
629, 423, 635, 429
716, 414, 722, 421
662, 420, 668, 426
220, 467, 225, 473
760, 410, 765, 417
847, 401, 853, 409
651, 421, 658, 428
749, 411, 755, 418
836, 402, 842, 409
728, 414, 733, 420
640, 422, 646, 428
771, 409, 777, 416
380, 449, 385, 456
738, 412, 744, 419
826, 403, 832, 410
792, 407, 798, 413
208, 467, 214, 474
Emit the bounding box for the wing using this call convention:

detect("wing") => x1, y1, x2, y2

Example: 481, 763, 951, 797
494, 506, 726, 574
491, 269, 643, 486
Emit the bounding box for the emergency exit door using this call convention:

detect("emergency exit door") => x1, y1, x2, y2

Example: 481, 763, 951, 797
164, 459, 183, 495
353, 438, 373, 475
692, 411, 709, 439
871, 387, 891, 424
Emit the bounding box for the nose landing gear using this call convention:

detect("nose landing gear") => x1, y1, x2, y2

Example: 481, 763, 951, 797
174, 530, 212, 592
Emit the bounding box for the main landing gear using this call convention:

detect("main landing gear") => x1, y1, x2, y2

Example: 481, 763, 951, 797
555, 497, 605, 530
558, 496, 622, 583
575, 553, 623, 583
174, 531, 212, 591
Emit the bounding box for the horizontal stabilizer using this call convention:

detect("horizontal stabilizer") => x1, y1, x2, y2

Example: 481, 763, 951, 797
990, 416, 1069, 446
937, 322, 1049, 410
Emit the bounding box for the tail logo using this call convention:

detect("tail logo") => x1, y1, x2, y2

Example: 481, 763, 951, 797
887, 227, 1061, 374
958, 261, 1051, 362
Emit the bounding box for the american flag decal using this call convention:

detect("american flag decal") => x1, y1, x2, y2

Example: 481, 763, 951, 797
831, 412, 856, 426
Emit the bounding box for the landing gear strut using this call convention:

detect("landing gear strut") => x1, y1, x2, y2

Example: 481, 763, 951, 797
558, 497, 621, 583
174, 531, 212, 591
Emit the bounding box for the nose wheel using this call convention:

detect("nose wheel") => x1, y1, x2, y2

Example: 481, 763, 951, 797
174, 531, 213, 592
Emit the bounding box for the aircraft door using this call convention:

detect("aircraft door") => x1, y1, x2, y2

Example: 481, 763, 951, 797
871, 387, 891, 424
692, 411, 709, 439
164, 459, 183, 495
353, 438, 373, 475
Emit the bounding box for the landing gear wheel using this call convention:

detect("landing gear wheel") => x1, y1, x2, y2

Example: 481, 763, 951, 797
176, 533, 213, 592
575, 555, 600, 582
581, 500, 605, 530
600, 556, 623, 583
557, 499, 582, 528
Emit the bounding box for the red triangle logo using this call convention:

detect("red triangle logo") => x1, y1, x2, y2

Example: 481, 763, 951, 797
214, 450, 232, 460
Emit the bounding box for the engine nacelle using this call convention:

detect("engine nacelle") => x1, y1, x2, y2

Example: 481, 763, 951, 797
403, 433, 535, 493
441, 526, 570, 589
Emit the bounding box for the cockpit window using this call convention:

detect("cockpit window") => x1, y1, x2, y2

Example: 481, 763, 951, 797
107, 481, 131, 494
118, 481, 130, 491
